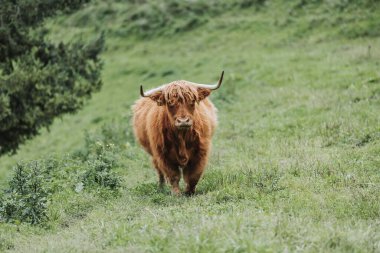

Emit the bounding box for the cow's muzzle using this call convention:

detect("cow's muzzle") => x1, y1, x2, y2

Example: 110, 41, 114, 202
175, 117, 193, 129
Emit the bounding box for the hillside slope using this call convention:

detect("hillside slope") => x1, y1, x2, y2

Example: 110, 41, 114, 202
1, 1, 379, 252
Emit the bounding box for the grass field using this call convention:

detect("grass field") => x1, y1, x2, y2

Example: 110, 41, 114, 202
0, 1, 379, 252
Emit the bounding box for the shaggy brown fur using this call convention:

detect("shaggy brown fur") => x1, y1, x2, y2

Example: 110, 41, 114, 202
132, 80, 217, 195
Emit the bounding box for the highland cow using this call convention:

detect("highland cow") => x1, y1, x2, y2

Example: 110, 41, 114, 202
132, 71, 224, 195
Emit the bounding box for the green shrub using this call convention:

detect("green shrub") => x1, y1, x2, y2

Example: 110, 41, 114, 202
0, 162, 50, 224
82, 143, 122, 190
0, 119, 128, 225
0, 0, 104, 156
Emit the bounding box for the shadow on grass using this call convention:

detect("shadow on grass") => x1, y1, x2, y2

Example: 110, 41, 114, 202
131, 182, 185, 205
131, 167, 284, 205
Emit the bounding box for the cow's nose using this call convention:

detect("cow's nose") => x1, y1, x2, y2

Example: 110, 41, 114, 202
175, 117, 192, 129
176, 117, 190, 124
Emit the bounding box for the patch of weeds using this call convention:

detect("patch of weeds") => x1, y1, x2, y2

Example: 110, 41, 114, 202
72, 119, 129, 192
82, 143, 122, 190
351, 132, 378, 148
0, 162, 50, 224
351, 188, 380, 220
312, 163, 337, 179
245, 167, 284, 194
0, 119, 126, 225
354, 133, 372, 147
289, 163, 301, 177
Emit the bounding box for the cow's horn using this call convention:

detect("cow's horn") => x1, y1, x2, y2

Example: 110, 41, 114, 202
189, 71, 224, 90
140, 85, 147, 97
140, 85, 164, 97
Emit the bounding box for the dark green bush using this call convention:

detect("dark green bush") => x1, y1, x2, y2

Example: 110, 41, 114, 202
0, 0, 104, 155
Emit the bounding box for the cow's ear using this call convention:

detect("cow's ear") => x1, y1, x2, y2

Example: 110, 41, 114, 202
197, 88, 211, 101
150, 91, 165, 106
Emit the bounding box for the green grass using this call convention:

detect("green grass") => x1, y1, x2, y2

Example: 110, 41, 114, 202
1, 0, 380, 252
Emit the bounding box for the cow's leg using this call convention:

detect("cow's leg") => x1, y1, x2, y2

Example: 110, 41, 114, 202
183, 154, 208, 196
184, 140, 211, 196
152, 159, 164, 187
152, 158, 165, 188
166, 167, 181, 195
153, 157, 181, 195
158, 171, 165, 188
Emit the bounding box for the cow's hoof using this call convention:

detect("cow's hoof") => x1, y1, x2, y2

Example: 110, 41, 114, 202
158, 182, 165, 189
184, 190, 195, 197
171, 188, 181, 196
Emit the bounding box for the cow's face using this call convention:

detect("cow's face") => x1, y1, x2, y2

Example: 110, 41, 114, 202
149, 85, 211, 130
166, 94, 195, 130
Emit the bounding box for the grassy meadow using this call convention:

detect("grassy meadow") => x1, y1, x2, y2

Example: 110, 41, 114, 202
0, 0, 379, 252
